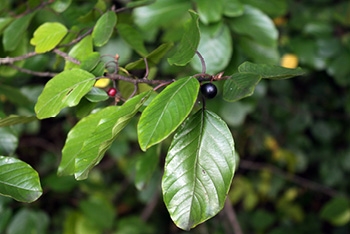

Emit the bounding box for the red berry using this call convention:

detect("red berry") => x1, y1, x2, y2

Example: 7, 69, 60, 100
200, 83, 217, 99
107, 87, 117, 97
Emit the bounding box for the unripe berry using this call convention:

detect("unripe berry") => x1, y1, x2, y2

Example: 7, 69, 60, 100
107, 87, 117, 97
200, 83, 217, 99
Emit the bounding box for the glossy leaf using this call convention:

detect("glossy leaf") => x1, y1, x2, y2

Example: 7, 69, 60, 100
35, 69, 96, 119
191, 23, 232, 74
0, 115, 37, 127
84, 87, 109, 102
238, 61, 305, 79
223, 72, 261, 102
162, 109, 236, 230
65, 35, 93, 70
168, 10, 200, 66
58, 91, 151, 180
138, 77, 199, 151
30, 22, 68, 53
195, 0, 223, 24
125, 42, 173, 70
92, 11, 117, 47
0, 156, 42, 202
118, 23, 148, 57
133, 0, 190, 30
2, 12, 35, 51
229, 5, 278, 47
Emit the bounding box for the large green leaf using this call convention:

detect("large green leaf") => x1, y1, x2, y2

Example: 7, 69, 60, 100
238, 61, 305, 79
92, 11, 117, 47
138, 77, 199, 151
133, 0, 190, 30
229, 5, 278, 47
223, 0, 244, 17
58, 91, 151, 180
162, 109, 236, 230
168, 10, 200, 66
117, 23, 148, 57
35, 69, 96, 119
30, 22, 68, 53
0, 156, 42, 202
0, 115, 37, 127
2, 12, 35, 51
191, 23, 232, 74
65, 35, 93, 70
223, 72, 261, 102
194, 0, 223, 24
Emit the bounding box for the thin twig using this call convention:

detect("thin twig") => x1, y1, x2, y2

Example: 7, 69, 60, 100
224, 199, 243, 234
239, 160, 344, 198
143, 57, 149, 79
0, 52, 37, 64
8, 64, 58, 77
53, 49, 80, 64
195, 51, 206, 75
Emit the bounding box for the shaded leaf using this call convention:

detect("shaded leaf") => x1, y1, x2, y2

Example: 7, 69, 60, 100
238, 61, 305, 79
239, 36, 279, 64
223, 0, 244, 17
191, 23, 232, 74
229, 5, 278, 47
126, 0, 155, 8
125, 42, 173, 70
118, 23, 148, 57
58, 91, 151, 180
135, 145, 160, 190
50, 0, 72, 13
162, 109, 236, 230
195, 0, 223, 24
92, 11, 117, 47
138, 77, 199, 151
168, 10, 200, 66
84, 87, 109, 102
2, 12, 35, 51
242, 0, 287, 17
0, 84, 32, 107
80, 52, 101, 72
6, 209, 48, 234
0, 115, 37, 127
0, 128, 18, 155
223, 72, 261, 102
35, 69, 96, 119
0, 156, 42, 202
30, 22, 68, 53
320, 197, 350, 226
65, 35, 93, 70
0, 17, 13, 34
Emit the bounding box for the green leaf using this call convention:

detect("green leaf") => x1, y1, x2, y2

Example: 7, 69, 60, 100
135, 145, 160, 190
50, 0, 72, 13
125, 42, 173, 70
168, 10, 200, 66
195, 0, 223, 24
118, 23, 148, 57
6, 209, 49, 234
223, 72, 261, 102
241, 0, 287, 17
238, 61, 305, 79
0, 128, 18, 155
191, 23, 232, 74
0, 84, 32, 107
126, 0, 155, 8
162, 109, 236, 230
58, 91, 151, 180
30, 22, 68, 53
138, 77, 200, 151
65, 35, 93, 70
223, 0, 244, 17
80, 52, 101, 72
2, 12, 35, 51
35, 69, 96, 119
0, 17, 13, 34
229, 5, 278, 47
0, 115, 37, 127
0, 156, 42, 202
84, 87, 109, 102
92, 11, 117, 47
133, 0, 191, 30
320, 197, 350, 226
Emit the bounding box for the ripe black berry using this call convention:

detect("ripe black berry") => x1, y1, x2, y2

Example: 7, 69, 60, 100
200, 83, 217, 99
107, 87, 117, 97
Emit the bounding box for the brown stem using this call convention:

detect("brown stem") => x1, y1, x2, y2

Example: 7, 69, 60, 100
0, 52, 37, 64
53, 49, 80, 64
224, 199, 243, 234
8, 64, 58, 77
195, 51, 206, 75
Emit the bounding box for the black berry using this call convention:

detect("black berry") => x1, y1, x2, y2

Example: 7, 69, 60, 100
107, 87, 117, 97
200, 83, 217, 99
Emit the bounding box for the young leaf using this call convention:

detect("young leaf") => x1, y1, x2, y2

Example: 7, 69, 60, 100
162, 109, 236, 230
117, 23, 148, 57
238, 61, 305, 79
223, 72, 261, 102
138, 77, 200, 151
35, 69, 96, 119
2, 12, 35, 51
0, 156, 42, 202
92, 11, 117, 47
30, 22, 68, 53
84, 87, 109, 102
168, 10, 200, 66
0, 115, 37, 127
58, 91, 151, 180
